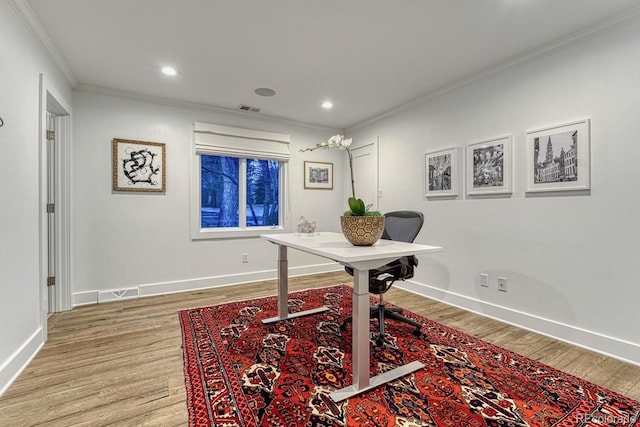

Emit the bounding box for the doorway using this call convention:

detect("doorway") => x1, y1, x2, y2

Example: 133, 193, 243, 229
46, 111, 56, 314
40, 75, 72, 330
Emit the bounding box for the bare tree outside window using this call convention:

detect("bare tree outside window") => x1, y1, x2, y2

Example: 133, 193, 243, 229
200, 155, 279, 228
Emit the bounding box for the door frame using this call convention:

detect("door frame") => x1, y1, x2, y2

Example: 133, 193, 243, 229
39, 74, 72, 339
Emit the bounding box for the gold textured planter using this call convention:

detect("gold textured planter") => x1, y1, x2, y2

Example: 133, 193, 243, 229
340, 216, 385, 246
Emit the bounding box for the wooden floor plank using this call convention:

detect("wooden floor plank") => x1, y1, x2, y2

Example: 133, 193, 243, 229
1, 271, 638, 426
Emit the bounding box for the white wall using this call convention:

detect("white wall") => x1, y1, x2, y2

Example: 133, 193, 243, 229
71, 91, 346, 304
349, 18, 640, 364
0, 1, 72, 394
4, 1, 639, 399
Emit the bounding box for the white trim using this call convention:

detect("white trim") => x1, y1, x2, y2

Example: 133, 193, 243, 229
73, 291, 99, 307
39, 75, 73, 316
0, 328, 44, 397
38, 74, 48, 341
55, 112, 73, 312
9, 0, 78, 86
345, 5, 640, 133
77, 83, 339, 132
72, 263, 342, 306
397, 280, 640, 367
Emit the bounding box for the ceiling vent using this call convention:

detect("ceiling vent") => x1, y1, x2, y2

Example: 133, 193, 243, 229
239, 104, 260, 113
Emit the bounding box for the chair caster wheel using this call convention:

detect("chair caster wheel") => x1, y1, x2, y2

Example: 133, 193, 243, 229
412, 328, 421, 337
375, 336, 384, 347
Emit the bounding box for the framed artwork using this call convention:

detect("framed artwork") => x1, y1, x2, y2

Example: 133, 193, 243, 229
112, 138, 166, 192
304, 161, 333, 190
525, 119, 590, 193
424, 147, 459, 198
466, 135, 513, 196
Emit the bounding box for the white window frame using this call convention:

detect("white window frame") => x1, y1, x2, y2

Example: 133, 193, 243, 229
190, 123, 290, 239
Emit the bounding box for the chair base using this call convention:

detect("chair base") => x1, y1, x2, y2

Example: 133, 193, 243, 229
341, 304, 421, 346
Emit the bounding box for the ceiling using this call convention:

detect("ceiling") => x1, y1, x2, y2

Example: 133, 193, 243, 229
25, 0, 640, 129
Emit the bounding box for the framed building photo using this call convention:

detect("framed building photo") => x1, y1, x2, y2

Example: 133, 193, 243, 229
304, 161, 333, 190
466, 135, 513, 196
112, 138, 166, 192
424, 147, 459, 198
525, 119, 590, 193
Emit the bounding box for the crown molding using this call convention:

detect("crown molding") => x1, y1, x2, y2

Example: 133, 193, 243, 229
346, 4, 640, 133
9, 0, 78, 87
75, 83, 340, 133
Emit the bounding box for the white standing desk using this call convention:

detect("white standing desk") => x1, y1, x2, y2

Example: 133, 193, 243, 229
261, 232, 443, 402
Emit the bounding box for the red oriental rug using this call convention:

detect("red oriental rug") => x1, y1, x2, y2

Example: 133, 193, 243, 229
179, 285, 640, 426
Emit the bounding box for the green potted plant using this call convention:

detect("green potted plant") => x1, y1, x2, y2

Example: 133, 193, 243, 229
340, 196, 384, 245
301, 135, 384, 245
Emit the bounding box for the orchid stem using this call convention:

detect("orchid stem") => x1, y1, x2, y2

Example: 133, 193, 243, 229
347, 149, 355, 199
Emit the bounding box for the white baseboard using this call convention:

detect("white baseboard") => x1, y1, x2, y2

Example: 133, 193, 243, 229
73, 263, 343, 306
73, 290, 99, 306
0, 327, 44, 397
397, 280, 640, 367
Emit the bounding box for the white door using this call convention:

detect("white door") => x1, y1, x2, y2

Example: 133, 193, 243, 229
350, 141, 378, 211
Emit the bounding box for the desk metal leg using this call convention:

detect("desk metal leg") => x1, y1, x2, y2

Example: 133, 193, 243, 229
277, 245, 288, 320
329, 267, 424, 402
352, 268, 370, 390
262, 244, 329, 324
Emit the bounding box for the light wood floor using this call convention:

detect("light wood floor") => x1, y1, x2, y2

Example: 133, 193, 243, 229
1, 271, 638, 426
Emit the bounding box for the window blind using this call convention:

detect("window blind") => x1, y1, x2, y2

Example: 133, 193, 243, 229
194, 122, 290, 161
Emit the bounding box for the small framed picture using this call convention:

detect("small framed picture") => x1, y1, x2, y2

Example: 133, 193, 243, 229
112, 138, 166, 192
424, 147, 459, 198
466, 136, 513, 196
525, 119, 590, 193
304, 161, 333, 190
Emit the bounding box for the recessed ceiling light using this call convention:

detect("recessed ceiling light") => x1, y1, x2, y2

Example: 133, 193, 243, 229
255, 87, 276, 97
161, 66, 178, 76
321, 101, 333, 109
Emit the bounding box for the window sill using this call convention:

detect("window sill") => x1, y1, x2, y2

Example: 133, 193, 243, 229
191, 226, 287, 240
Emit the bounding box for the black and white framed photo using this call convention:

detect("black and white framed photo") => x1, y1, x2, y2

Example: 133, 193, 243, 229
304, 161, 333, 190
112, 138, 166, 192
525, 119, 590, 193
466, 136, 512, 196
424, 147, 459, 198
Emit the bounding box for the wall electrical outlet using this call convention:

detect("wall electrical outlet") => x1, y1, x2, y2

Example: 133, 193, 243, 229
498, 277, 507, 292
480, 273, 489, 287
242, 253, 248, 263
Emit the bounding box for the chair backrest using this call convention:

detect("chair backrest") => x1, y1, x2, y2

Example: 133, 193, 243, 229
381, 211, 424, 243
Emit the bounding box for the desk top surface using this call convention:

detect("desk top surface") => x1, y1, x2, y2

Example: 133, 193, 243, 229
261, 232, 443, 264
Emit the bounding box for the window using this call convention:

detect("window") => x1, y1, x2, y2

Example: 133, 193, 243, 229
191, 123, 289, 239
200, 155, 280, 229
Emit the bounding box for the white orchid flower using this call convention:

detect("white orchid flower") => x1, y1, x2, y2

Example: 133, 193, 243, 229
328, 135, 341, 146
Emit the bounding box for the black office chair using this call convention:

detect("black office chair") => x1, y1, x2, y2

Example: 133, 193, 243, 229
341, 211, 424, 346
